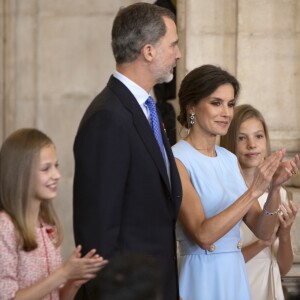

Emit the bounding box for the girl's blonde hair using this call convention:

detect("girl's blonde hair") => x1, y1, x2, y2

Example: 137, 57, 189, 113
220, 104, 271, 156
0, 128, 63, 251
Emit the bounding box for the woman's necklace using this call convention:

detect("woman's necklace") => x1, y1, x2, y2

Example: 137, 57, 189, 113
192, 145, 217, 157
187, 136, 217, 157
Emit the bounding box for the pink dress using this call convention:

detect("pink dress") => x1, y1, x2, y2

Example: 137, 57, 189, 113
0, 211, 62, 300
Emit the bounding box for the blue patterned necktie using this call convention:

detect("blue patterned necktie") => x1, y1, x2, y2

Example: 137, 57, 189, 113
145, 96, 167, 165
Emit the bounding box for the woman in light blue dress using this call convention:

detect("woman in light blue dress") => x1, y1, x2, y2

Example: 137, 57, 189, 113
172, 65, 296, 300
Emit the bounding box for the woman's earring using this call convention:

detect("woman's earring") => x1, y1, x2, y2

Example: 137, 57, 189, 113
189, 113, 195, 126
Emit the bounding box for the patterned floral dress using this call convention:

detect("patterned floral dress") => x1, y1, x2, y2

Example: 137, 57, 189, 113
0, 211, 62, 300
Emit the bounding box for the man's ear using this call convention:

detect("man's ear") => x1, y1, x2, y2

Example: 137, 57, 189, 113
141, 44, 156, 62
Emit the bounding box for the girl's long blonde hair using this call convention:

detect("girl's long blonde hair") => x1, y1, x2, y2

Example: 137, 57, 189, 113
0, 128, 63, 251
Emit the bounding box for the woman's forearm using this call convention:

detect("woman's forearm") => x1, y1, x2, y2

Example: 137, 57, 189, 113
252, 186, 281, 240
242, 240, 270, 262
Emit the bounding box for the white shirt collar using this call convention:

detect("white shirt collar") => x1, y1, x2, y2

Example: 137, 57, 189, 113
113, 71, 149, 105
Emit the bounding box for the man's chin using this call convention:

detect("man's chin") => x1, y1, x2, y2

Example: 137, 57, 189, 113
158, 73, 174, 84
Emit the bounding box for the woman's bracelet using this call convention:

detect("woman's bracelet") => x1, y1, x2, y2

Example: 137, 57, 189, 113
263, 206, 281, 216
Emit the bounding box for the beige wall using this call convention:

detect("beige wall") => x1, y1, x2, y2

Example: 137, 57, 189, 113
1, 0, 300, 275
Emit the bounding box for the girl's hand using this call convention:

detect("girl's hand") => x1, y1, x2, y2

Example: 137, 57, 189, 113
277, 200, 298, 237
60, 245, 108, 285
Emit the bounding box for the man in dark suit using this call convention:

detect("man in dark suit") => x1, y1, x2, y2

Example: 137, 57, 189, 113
73, 3, 182, 300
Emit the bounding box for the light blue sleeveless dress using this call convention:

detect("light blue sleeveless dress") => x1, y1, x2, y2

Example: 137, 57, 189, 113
172, 140, 251, 300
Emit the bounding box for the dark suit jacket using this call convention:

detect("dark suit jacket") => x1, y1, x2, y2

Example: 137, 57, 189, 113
73, 76, 182, 300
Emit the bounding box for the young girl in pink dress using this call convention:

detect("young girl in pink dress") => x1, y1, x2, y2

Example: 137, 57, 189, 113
0, 128, 107, 300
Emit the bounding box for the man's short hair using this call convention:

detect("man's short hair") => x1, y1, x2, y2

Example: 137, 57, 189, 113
111, 2, 175, 64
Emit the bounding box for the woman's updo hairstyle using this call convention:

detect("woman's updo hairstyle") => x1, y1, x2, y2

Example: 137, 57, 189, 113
177, 64, 240, 128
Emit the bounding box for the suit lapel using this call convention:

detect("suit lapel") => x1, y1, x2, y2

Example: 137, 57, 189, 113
107, 77, 171, 191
